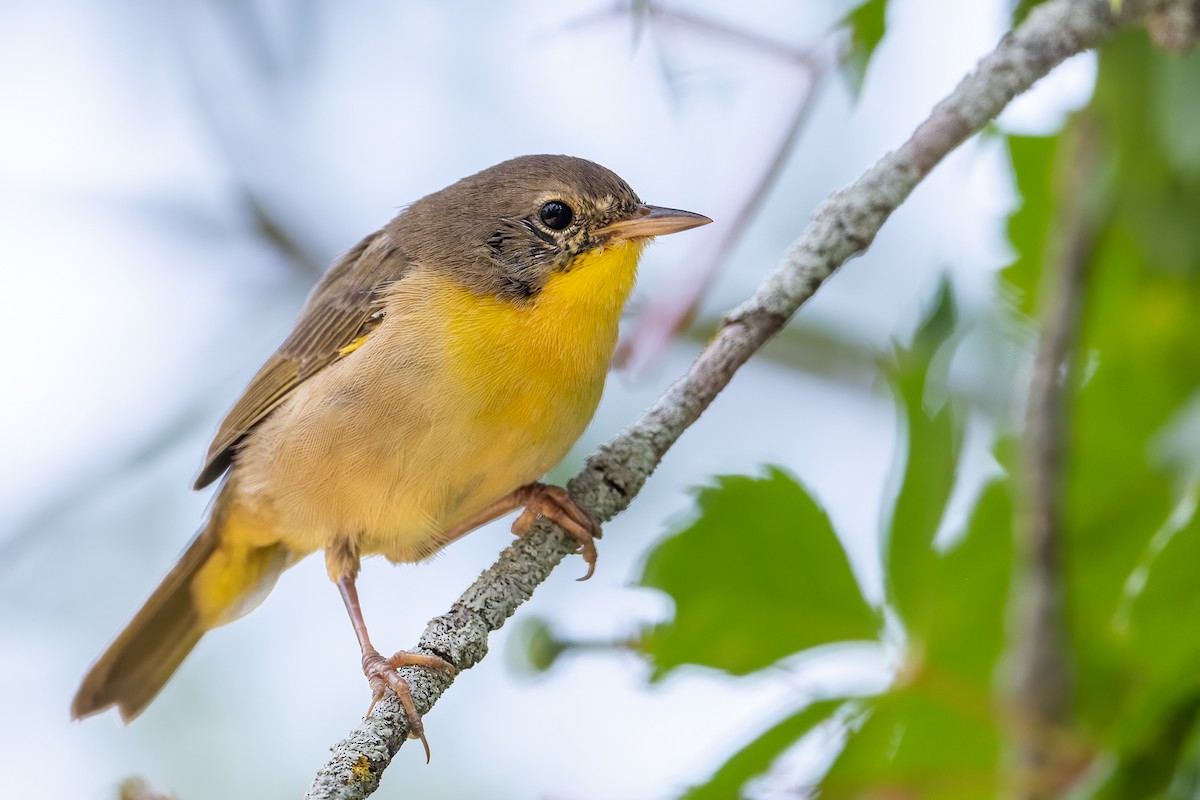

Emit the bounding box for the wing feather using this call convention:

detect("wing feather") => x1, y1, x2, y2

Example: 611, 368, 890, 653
194, 230, 405, 488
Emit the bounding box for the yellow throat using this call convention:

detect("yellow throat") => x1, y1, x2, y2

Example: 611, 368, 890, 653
442, 238, 646, 392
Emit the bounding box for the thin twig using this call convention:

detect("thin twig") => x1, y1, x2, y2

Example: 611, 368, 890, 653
571, 4, 830, 373
616, 54, 828, 373
607, 5, 829, 372
643, 5, 821, 69
306, 2, 1131, 797
170, 3, 328, 278
1011, 116, 1103, 799
570, 2, 821, 69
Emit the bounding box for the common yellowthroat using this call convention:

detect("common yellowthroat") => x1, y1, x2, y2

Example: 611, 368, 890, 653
71, 154, 710, 754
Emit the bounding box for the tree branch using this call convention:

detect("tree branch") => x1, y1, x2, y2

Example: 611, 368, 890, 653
305, 2, 1131, 797
1011, 114, 1103, 799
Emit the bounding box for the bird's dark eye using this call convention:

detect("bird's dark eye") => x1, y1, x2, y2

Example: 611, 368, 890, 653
539, 200, 574, 230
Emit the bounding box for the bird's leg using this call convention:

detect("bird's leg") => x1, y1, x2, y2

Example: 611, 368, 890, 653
437, 493, 526, 543
439, 483, 602, 580
335, 573, 455, 763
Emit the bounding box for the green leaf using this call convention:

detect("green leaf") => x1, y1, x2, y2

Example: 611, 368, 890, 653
1102, 504, 1200, 763
1127, 503, 1200, 675
639, 469, 879, 678
1094, 692, 1200, 800
682, 697, 851, 800
819, 477, 1012, 798
922, 479, 1014, 682
884, 284, 963, 636
1155, 49, 1200, 176
884, 387, 959, 627
840, 0, 887, 98
821, 688, 1002, 799
1003, 133, 1059, 314
1091, 32, 1200, 277
510, 617, 567, 674
1163, 714, 1200, 799
907, 278, 957, 359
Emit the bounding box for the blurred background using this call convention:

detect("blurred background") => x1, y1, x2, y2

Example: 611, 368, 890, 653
0, 1, 1096, 797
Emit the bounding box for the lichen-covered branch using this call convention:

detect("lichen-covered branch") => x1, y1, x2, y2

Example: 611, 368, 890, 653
305, 2, 1134, 797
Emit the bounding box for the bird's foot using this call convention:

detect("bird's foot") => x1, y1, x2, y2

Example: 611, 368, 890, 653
511, 483, 602, 580
361, 647, 456, 762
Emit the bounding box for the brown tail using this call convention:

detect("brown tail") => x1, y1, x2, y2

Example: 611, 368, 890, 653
71, 493, 291, 722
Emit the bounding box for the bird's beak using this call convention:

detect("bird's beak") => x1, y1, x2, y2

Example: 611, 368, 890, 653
595, 204, 712, 241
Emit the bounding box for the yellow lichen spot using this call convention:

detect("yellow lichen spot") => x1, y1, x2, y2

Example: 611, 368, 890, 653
338, 335, 370, 356
349, 755, 374, 784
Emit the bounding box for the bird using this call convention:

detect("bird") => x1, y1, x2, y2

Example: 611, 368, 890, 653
71, 154, 710, 757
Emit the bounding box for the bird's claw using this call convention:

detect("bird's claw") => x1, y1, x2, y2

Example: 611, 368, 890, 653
512, 483, 602, 580
361, 647, 456, 763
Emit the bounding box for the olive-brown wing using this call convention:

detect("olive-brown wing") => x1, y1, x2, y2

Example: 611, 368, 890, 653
195, 230, 406, 488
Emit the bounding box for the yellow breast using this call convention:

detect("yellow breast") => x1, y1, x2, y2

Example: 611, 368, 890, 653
436, 239, 645, 417
233, 239, 646, 561
380, 238, 646, 543
234, 241, 648, 561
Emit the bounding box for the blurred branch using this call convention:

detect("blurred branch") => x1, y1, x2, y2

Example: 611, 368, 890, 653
171, 1, 328, 279
240, 189, 327, 277
1143, 0, 1200, 52
305, 2, 1138, 797
684, 315, 879, 386
683, 312, 1016, 421
1010, 117, 1103, 799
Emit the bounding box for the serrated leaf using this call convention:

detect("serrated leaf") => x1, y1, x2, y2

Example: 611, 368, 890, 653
908, 279, 957, 360
682, 697, 851, 800
884, 284, 963, 636
639, 469, 879, 678
820, 476, 1012, 797
1003, 134, 1059, 314
885, 388, 960, 629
